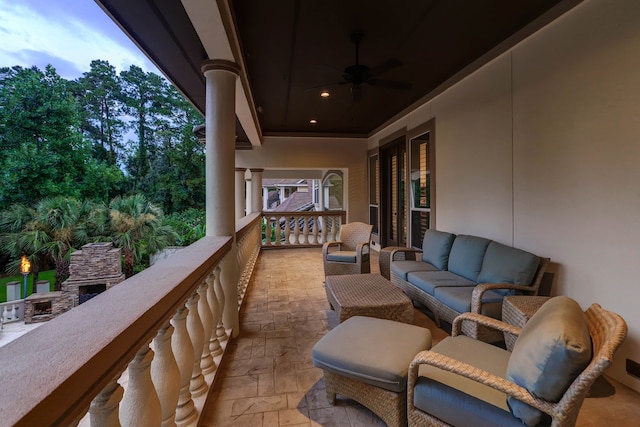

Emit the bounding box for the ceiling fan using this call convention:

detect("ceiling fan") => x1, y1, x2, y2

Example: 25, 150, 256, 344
310, 32, 412, 99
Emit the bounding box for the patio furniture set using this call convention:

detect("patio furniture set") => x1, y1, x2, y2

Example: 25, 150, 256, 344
315, 223, 628, 426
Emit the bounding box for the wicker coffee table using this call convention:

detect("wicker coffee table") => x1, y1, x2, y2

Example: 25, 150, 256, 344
325, 273, 414, 324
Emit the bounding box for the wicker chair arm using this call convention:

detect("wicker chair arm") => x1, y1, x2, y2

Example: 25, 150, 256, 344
390, 246, 421, 261
322, 241, 342, 257
355, 241, 371, 256
451, 312, 522, 337
408, 350, 558, 416
470, 283, 537, 313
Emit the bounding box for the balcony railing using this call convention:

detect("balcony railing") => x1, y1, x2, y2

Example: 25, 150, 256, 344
0, 213, 263, 427
261, 210, 346, 247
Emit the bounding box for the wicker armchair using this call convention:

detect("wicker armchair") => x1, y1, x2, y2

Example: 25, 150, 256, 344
408, 303, 628, 427
322, 221, 373, 276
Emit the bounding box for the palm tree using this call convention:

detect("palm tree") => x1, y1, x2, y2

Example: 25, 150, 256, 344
109, 194, 177, 278
32, 197, 89, 289
0, 203, 48, 282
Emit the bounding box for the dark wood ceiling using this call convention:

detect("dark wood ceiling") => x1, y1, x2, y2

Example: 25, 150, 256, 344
97, 0, 579, 141
231, 0, 576, 137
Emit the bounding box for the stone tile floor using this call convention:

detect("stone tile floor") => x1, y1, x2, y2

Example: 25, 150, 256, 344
198, 248, 640, 426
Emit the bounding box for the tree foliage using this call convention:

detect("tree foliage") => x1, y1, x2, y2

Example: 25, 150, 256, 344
0, 61, 205, 213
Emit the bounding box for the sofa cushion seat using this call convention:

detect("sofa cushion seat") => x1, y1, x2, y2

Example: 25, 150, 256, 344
421, 230, 456, 270
312, 316, 432, 393
506, 296, 592, 426
414, 336, 522, 427
406, 270, 475, 296
391, 260, 439, 281
433, 286, 503, 319
326, 250, 369, 263
477, 242, 540, 295
447, 235, 491, 281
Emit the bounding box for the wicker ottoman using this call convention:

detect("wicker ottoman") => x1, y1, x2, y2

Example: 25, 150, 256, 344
312, 316, 432, 427
325, 273, 414, 323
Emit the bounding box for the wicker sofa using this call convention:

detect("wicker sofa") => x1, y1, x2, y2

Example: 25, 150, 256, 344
385, 230, 549, 341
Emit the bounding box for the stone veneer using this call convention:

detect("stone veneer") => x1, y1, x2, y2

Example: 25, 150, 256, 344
61, 242, 125, 308
24, 292, 67, 324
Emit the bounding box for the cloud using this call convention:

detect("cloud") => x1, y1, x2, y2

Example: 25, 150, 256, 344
0, 0, 158, 79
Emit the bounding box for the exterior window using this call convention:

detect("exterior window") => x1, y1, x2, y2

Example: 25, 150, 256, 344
369, 154, 379, 234
410, 133, 431, 248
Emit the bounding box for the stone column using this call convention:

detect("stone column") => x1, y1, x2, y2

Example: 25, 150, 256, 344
235, 168, 246, 219
202, 59, 240, 336
250, 168, 264, 213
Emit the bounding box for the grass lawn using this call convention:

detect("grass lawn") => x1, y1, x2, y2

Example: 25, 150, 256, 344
0, 270, 56, 302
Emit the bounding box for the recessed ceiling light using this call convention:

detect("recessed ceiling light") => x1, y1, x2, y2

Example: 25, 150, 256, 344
320, 90, 330, 98
310, 119, 317, 124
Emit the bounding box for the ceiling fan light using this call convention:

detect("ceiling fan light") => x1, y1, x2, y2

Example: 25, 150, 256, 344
310, 119, 318, 124
320, 90, 330, 98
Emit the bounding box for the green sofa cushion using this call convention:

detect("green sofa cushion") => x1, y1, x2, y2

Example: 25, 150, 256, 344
312, 316, 432, 393
447, 235, 491, 282
414, 335, 521, 427
391, 260, 438, 281
406, 270, 475, 296
506, 296, 592, 426
477, 242, 539, 295
422, 229, 456, 270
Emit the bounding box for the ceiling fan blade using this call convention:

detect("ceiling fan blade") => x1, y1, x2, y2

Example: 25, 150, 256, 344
368, 58, 402, 77
367, 78, 412, 90
351, 84, 363, 101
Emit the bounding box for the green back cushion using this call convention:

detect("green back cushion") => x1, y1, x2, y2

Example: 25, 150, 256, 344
421, 230, 456, 270
506, 297, 592, 426
477, 242, 539, 295
447, 235, 491, 281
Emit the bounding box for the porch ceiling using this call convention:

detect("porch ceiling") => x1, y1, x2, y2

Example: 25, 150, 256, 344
95, 0, 581, 143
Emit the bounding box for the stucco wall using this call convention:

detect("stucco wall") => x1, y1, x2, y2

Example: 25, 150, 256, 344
236, 136, 369, 223
371, 0, 640, 391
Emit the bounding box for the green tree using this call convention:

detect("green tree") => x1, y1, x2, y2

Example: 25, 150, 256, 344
109, 194, 177, 278
0, 66, 87, 208
120, 66, 169, 187
145, 85, 205, 213
0, 197, 97, 290
75, 60, 126, 166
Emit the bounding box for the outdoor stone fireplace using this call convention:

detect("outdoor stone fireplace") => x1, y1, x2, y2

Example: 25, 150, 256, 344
61, 242, 125, 307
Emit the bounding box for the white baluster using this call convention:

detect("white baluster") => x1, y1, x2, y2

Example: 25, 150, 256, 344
207, 270, 222, 357
320, 215, 327, 243
214, 267, 228, 343
89, 377, 124, 427
151, 321, 181, 427
119, 345, 162, 427
171, 306, 196, 425
185, 292, 207, 397
280, 216, 288, 246
197, 281, 215, 375
275, 217, 282, 246
312, 214, 319, 244
294, 216, 301, 244
265, 217, 272, 246
303, 215, 310, 244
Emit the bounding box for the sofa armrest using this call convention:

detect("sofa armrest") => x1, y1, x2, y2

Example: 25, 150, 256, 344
471, 283, 539, 314
379, 246, 421, 279
451, 312, 522, 337
322, 241, 342, 258
408, 350, 556, 416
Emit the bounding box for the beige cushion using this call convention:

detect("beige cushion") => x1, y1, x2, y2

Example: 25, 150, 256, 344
506, 296, 592, 426
312, 316, 431, 393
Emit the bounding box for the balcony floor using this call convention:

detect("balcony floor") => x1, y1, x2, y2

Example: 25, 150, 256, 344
202, 248, 640, 426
